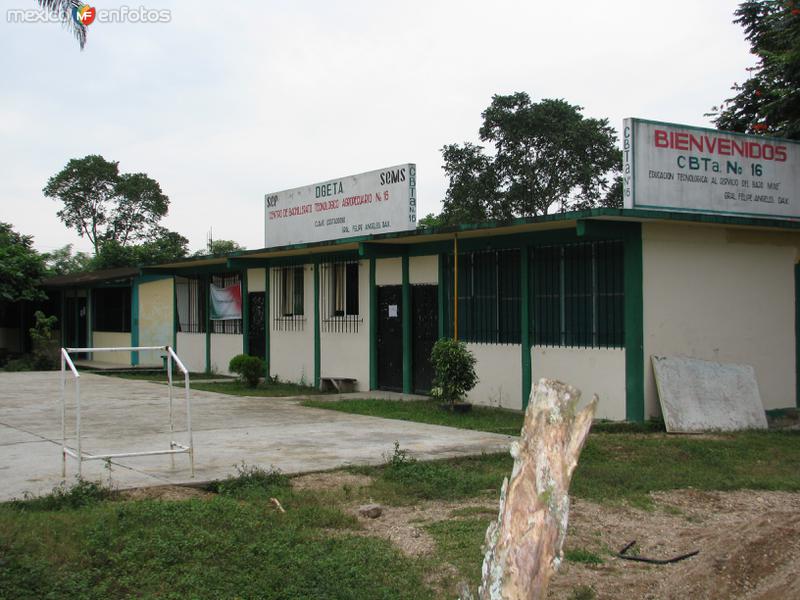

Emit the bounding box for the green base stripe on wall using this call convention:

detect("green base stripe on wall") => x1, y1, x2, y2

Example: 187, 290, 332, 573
520, 246, 531, 409
795, 264, 800, 408
369, 258, 377, 389
623, 223, 645, 423
402, 255, 412, 394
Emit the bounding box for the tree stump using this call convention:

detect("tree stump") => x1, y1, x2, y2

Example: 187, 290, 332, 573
473, 378, 597, 600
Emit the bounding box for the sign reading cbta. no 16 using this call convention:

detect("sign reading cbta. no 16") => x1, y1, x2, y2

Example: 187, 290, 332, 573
264, 164, 417, 248
623, 118, 800, 219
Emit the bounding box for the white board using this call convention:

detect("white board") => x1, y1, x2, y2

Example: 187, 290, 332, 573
264, 164, 417, 248
623, 118, 800, 220
651, 355, 768, 433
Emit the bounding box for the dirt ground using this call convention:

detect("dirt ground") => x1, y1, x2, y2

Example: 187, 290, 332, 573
121, 473, 800, 599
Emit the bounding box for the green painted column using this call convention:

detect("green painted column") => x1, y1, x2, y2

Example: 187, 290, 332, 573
521, 246, 531, 409
205, 276, 211, 374
402, 255, 412, 394
131, 281, 140, 366
86, 288, 93, 356
59, 290, 66, 348
369, 258, 377, 390
264, 266, 271, 380
313, 260, 321, 389
437, 254, 445, 339
172, 276, 178, 351
795, 263, 800, 408
624, 223, 645, 423
241, 269, 249, 355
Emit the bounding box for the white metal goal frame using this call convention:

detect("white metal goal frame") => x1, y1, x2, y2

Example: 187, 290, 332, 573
60, 345, 194, 478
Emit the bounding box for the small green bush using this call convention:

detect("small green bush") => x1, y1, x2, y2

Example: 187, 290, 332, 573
229, 353, 264, 387
430, 338, 478, 405
10, 478, 112, 511
29, 311, 59, 370
210, 462, 289, 497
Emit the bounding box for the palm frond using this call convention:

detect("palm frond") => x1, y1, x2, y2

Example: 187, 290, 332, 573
36, 0, 87, 49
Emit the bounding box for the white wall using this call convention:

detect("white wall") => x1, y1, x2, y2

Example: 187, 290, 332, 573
270, 265, 314, 386
376, 257, 402, 286
642, 223, 799, 415
210, 334, 244, 375
92, 332, 133, 365
465, 343, 522, 410
176, 332, 205, 373
138, 278, 174, 366
320, 260, 370, 390
532, 346, 626, 420
410, 255, 438, 284
248, 268, 266, 293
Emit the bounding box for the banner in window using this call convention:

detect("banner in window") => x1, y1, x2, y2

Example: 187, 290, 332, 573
210, 283, 242, 320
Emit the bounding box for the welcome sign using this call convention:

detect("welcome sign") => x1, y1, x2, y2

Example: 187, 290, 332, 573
264, 164, 417, 248
622, 118, 800, 220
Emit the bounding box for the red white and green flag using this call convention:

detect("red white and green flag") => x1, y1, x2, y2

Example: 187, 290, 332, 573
210, 283, 242, 320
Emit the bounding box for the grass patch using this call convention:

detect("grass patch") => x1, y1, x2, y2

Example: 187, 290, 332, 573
426, 517, 491, 591
303, 398, 524, 435
8, 479, 112, 512
99, 371, 231, 382
564, 547, 603, 565
192, 380, 324, 397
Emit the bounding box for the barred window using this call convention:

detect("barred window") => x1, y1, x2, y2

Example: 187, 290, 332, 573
272, 266, 305, 331
531, 240, 624, 348
175, 276, 206, 333
444, 249, 521, 344
211, 274, 243, 334
93, 287, 131, 332
320, 260, 360, 333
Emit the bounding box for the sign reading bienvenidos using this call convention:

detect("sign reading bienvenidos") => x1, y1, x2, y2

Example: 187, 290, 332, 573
264, 164, 417, 248
623, 118, 800, 220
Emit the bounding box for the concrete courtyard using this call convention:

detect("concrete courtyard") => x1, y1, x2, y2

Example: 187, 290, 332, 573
0, 371, 513, 501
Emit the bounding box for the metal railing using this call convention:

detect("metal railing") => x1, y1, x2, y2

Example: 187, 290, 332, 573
60, 345, 194, 479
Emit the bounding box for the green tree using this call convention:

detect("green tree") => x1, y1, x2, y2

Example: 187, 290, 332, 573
711, 1, 800, 139
440, 94, 622, 223
36, 0, 87, 49
43, 155, 170, 255
194, 239, 245, 256
440, 142, 506, 224
0, 223, 46, 302
42, 244, 92, 276
91, 228, 189, 269
479, 94, 621, 216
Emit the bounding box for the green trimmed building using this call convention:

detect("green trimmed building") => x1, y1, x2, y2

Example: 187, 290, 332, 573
40, 207, 797, 422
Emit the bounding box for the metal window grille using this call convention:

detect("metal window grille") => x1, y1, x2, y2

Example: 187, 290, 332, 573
443, 249, 521, 344
271, 266, 305, 331
92, 287, 131, 332
531, 240, 624, 348
320, 259, 360, 333
211, 274, 243, 334
176, 276, 206, 333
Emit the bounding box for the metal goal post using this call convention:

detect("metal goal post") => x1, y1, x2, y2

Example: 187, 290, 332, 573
60, 345, 194, 478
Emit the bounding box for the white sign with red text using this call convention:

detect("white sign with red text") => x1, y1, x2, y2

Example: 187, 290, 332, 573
264, 164, 417, 248
622, 118, 800, 220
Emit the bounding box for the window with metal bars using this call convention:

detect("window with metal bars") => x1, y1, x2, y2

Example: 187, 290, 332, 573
443, 249, 521, 344
92, 287, 131, 332
320, 260, 360, 333
531, 240, 624, 348
211, 273, 243, 334
175, 276, 206, 333
272, 266, 305, 331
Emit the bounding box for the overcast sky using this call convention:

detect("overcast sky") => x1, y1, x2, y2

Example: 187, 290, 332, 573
1, 0, 753, 255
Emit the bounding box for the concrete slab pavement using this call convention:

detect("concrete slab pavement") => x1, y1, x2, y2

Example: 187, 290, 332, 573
0, 372, 513, 501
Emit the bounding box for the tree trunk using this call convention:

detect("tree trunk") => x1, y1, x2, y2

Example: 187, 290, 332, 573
473, 378, 597, 600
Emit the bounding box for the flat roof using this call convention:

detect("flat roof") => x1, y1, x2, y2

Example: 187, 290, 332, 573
144, 208, 800, 271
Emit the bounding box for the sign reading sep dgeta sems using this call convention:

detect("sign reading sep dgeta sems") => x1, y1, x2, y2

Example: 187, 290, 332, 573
264, 164, 417, 248
623, 118, 800, 219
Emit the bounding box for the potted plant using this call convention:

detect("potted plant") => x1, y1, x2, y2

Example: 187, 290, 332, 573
430, 338, 478, 412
